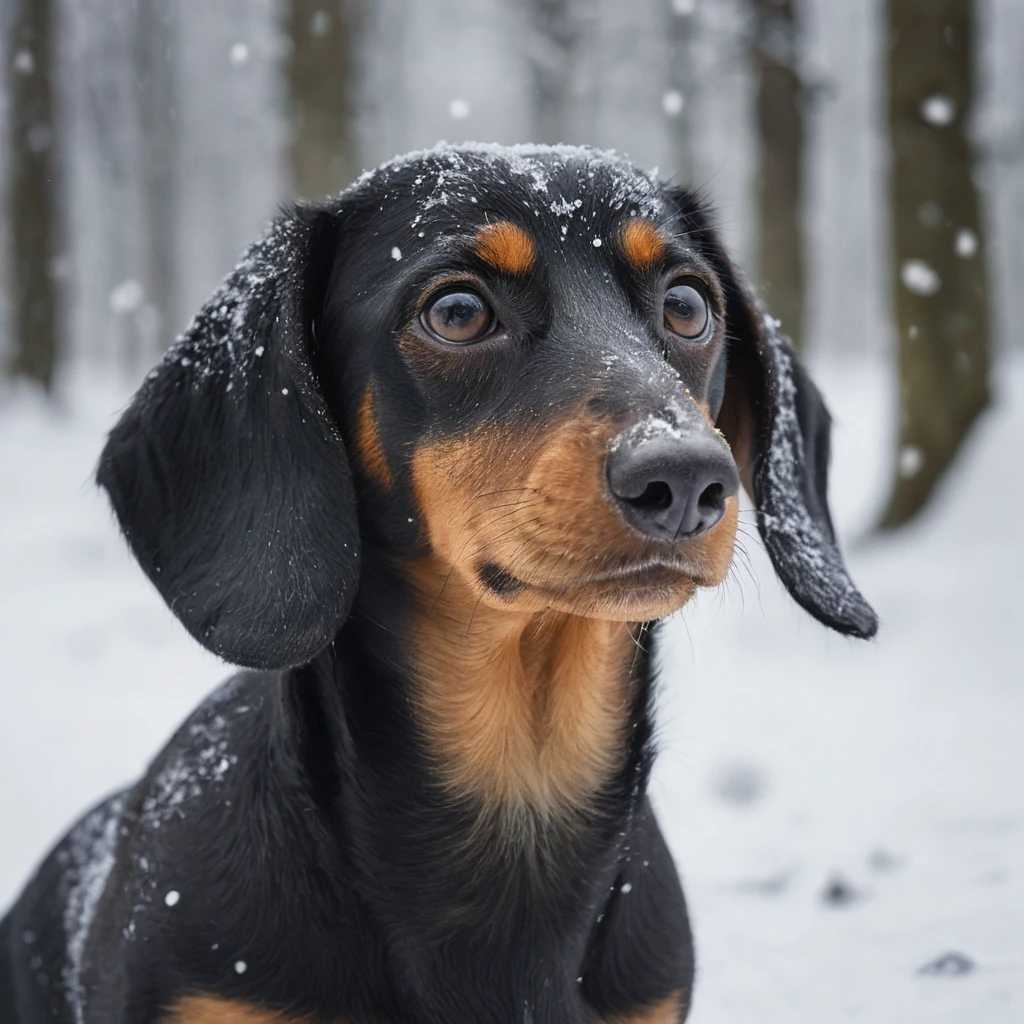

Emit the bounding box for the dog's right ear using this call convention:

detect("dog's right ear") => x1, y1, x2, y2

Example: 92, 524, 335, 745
98, 206, 360, 670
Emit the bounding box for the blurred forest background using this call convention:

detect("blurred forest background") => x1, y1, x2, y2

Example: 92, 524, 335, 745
3, 8, 1024, 1014
1, 0, 1022, 527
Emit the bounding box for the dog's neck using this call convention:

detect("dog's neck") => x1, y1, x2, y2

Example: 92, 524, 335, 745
402, 553, 643, 822
332, 546, 656, 846
289, 547, 658, 1013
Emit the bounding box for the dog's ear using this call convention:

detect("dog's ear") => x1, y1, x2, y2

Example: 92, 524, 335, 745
98, 206, 360, 669
697, 232, 877, 639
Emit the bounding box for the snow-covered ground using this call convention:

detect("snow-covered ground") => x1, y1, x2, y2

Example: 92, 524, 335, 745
1, 357, 1021, 1022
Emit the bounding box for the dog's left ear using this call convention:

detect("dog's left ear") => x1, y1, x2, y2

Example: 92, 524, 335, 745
688, 215, 877, 639
98, 205, 361, 669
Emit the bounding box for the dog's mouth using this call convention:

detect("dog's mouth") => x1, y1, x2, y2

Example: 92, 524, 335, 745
475, 550, 714, 610
468, 548, 708, 618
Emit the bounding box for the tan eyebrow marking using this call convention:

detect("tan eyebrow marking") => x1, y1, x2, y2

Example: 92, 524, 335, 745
474, 221, 536, 275
619, 218, 667, 271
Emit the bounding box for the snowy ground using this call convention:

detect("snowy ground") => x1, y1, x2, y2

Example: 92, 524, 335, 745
1, 357, 1021, 1022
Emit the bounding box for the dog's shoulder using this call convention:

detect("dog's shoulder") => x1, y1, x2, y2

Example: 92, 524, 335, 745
2, 672, 302, 1023
137, 671, 276, 825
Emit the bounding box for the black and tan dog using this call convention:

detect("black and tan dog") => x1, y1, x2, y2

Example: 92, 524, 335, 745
0, 143, 876, 1024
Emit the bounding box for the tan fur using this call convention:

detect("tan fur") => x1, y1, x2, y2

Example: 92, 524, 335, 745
620, 219, 667, 272
354, 387, 394, 490
715, 372, 757, 498
474, 221, 537, 275
164, 987, 686, 1022
407, 555, 636, 818
602, 990, 688, 1024
411, 417, 737, 623
407, 414, 737, 815
161, 995, 318, 1024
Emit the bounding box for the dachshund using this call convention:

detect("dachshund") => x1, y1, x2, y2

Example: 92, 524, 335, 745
0, 143, 876, 1024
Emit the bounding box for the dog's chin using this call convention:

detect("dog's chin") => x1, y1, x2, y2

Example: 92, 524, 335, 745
542, 578, 699, 621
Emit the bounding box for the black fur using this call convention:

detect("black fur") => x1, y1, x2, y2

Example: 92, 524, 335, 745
1, 144, 875, 1024
97, 212, 360, 670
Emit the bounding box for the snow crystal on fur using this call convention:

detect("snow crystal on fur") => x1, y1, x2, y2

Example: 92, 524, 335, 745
61, 794, 126, 1024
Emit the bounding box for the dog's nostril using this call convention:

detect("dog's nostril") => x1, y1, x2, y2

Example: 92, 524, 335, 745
697, 481, 725, 515
624, 480, 673, 512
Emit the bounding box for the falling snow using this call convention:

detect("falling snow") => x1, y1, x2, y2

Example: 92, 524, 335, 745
955, 228, 978, 258
900, 259, 941, 296
920, 94, 956, 126
898, 445, 924, 478
109, 279, 145, 315
662, 89, 685, 117
13, 49, 35, 75
310, 10, 330, 37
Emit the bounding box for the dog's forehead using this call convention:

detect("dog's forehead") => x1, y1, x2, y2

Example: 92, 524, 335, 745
350, 142, 670, 239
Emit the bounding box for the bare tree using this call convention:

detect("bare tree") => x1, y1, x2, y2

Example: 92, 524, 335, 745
750, 0, 805, 352
134, 1, 179, 357
5, 0, 59, 389
526, 0, 595, 146
286, 0, 358, 200
880, 0, 990, 528
665, 0, 698, 186
529, 0, 574, 144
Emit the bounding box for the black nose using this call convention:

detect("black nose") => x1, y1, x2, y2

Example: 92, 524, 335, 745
606, 435, 740, 541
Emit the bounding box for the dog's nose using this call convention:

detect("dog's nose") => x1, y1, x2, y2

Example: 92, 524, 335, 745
606, 434, 739, 541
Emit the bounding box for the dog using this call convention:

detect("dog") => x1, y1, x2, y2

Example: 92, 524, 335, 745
0, 143, 876, 1024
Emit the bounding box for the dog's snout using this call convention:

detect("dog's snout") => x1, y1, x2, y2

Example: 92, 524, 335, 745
606, 433, 739, 541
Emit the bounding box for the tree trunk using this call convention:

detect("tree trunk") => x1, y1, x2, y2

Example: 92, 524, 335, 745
286, 0, 358, 200
5, 0, 59, 390
880, 0, 990, 528
527, 0, 593, 146
751, 0, 805, 352
666, 0, 697, 187
135, 1, 179, 357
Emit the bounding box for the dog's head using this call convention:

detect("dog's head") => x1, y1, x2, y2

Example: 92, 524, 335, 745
99, 143, 877, 670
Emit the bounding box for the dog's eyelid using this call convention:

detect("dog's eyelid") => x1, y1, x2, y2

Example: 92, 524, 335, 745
417, 273, 491, 305
663, 263, 726, 318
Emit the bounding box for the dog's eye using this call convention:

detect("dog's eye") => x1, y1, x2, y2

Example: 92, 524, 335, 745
664, 280, 710, 340
422, 290, 495, 344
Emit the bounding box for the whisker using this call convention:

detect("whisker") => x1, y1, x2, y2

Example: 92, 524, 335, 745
731, 540, 763, 611
489, 515, 543, 545
465, 590, 488, 639
483, 498, 543, 511
474, 487, 540, 500
431, 502, 543, 612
